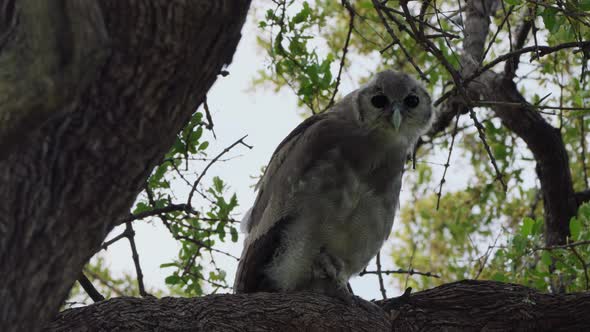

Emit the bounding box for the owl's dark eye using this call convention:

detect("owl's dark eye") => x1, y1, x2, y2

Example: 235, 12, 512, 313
404, 94, 420, 108
371, 94, 389, 108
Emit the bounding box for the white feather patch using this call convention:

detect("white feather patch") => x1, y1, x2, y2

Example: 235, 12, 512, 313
240, 207, 253, 234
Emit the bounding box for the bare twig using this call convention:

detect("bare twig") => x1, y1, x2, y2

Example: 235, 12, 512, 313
100, 227, 133, 251
581, 116, 589, 189
436, 112, 461, 209
372, 1, 429, 81
202, 96, 216, 139
435, 40, 590, 107
84, 270, 125, 296
482, 5, 514, 64
324, 0, 355, 112
570, 246, 590, 290
504, 9, 533, 78
360, 268, 440, 278
187, 135, 252, 206
535, 240, 590, 251
473, 100, 590, 112
125, 221, 148, 297
468, 107, 508, 191
77, 273, 105, 302
375, 251, 388, 299
474, 232, 502, 280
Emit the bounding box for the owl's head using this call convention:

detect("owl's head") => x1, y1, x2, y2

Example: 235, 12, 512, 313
348, 70, 434, 145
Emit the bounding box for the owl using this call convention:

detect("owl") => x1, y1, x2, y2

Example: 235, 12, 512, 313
234, 70, 433, 302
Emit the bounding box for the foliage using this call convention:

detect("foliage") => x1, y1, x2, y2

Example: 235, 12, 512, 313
483, 203, 590, 293
254, 0, 590, 294
133, 110, 241, 296
69, 110, 241, 303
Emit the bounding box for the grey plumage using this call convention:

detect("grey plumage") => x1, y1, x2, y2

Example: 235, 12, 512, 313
234, 70, 433, 298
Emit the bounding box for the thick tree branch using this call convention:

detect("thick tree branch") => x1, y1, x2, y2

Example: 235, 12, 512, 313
46, 280, 590, 331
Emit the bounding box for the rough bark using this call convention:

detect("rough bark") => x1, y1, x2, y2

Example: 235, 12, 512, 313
0, 1, 250, 331
45, 280, 590, 331
0, 0, 109, 156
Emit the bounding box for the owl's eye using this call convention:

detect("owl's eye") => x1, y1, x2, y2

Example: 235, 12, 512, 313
371, 94, 389, 108
404, 94, 420, 108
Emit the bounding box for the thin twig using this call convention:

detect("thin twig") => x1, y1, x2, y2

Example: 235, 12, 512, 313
202, 96, 216, 139
581, 114, 589, 189
468, 107, 508, 191
436, 112, 461, 209
360, 268, 440, 278
504, 9, 533, 78
570, 246, 589, 290
435, 40, 590, 107
534, 240, 590, 251
77, 273, 105, 302
84, 270, 126, 296
125, 221, 148, 297
375, 251, 388, 299
482, 5, 514, 63
324, 0, 355, 112
473, 100, 590, 111
474, 232, 502, 280
100, 228, 132, 250
530, 2, 541, 60
187, 135, 252, 205
372, 1, 429, 81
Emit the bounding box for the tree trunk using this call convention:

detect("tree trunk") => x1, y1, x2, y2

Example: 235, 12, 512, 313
0, 1, 251, 331
45, 280, 590, 331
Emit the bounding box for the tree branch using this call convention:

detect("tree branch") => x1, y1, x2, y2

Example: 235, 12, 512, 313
77, 273, 105, 303
46, 280, 590, 331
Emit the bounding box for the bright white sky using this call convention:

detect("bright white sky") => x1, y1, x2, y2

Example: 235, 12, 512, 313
98, 4, 541, 301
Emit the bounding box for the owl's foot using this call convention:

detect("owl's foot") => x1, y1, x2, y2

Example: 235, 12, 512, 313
311, 249, 382, 313
308, 248, 350, 297
313, 247, 345, 282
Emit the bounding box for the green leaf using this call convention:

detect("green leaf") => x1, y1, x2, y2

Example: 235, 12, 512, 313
504, 0, 521, 4
165, 275, 181, 285
521, 217, 535, 237
199, 141, 209, 151
160, 262, 177, 268
292, 2, 311, 24
541, 251, 552, 267
230, 227, 239, 242
491, 272, 507, 282
541, 8, 558, 32
213, 176, 224, 193
133, 202, 151, 214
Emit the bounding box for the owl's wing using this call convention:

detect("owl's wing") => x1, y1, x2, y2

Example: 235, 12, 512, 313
234, 111, 369, 293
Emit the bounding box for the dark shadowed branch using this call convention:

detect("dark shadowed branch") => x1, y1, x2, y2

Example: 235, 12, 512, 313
47, 280, 590, 331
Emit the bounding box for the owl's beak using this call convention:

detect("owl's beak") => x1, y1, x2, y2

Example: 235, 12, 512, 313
390, 104, 403, 130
